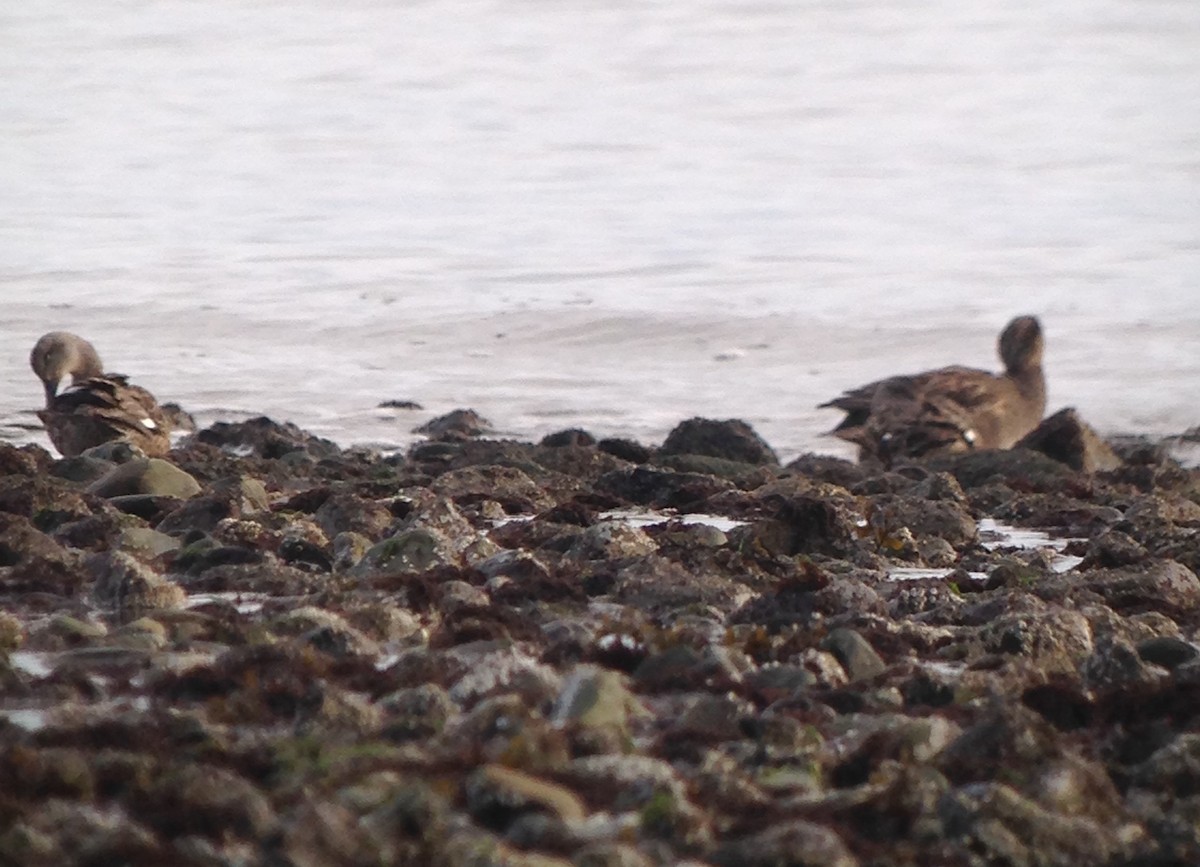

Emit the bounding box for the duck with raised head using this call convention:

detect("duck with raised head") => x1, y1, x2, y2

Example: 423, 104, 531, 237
819, 315, 1046, 466
30, 331, 171, 458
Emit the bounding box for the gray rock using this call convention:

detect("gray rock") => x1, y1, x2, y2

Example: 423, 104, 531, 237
1137, 635, 1200, 670
573, 843, 655, 867
447, 643, 562, 707
566, 521, 657, 561
314, 493, 394, 542
46, 614, 108, 642
939, 782, 1126, 867
351, 527, 458, 576
87, 458, 201, 499
981, 610, 1094, 672
142, 764, 278, 839
822, 628, 887, 682
1081, 635, 1167, 690
1077, 560, 1200, 614
1016, 407, 1123, 473
331, 531, 372, 571
465, 764, 587, 825
552, 665, 646, 739
88, 550, 186, 617
117, 527, 182, 558
48, 454, 117, 484
379, 684, 456, 740
1083, 529, 1149, 568
660, 417, 779, 466
414, 408, 492, 439
1133, 733, 1200, 796
561, 754, 686, 812
711, 820, 858, 867
79, 441, 145, 463
210, 475, 271, 513
870, 496, 978, 547
431, 464, 552, 513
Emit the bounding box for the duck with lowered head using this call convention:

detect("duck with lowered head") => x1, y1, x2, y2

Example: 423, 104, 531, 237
819, 315, 1046, 466
30, 331, 171, 458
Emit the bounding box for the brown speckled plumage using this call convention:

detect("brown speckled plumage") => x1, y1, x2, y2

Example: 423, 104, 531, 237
820, 316, 1046, 466
30, 331, 171, 458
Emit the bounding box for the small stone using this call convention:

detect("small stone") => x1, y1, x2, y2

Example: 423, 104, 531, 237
1082, 636, 1167, 690
351, 528, 457, 575
0, 611, 24, 651
46, 614, 108, 642
1133, 733, 1200, 797
711, 819, 858, 867
560, 754, 686, 812
1083, 529, 1149, 568
918, 536, 958, 567
1137, 635, 1200, 670
314, 494, 394, 542
49, 454, 117, 485
114, 617, 169, 650
939, 781, 1124, 866
88, 550, 186, 617
118, 527, 182, 558
466, 764, 587, 826
822, 628, 887, 682
552, 666, 646, 739
80, 441, 144, 463
210, 475, 271, 513
332, 531, 372, 571
1078, 560, 1200, 614
379, 684, 456, 740
566, 522, 657, 561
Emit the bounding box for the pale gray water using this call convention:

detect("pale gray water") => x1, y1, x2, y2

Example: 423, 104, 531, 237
2, 0, 1197, 461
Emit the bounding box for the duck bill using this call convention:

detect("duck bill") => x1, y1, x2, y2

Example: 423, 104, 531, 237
43, 378, 63, 404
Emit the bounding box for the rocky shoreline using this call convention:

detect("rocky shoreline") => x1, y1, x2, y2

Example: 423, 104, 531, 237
1, 411, 1198, 866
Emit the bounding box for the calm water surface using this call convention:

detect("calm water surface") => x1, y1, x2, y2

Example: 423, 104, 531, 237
2, 0, 1197, 460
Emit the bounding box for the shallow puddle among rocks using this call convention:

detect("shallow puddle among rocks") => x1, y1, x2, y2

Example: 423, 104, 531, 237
184, 591, 272, 615
888, 518, 1083, 582
0, 696, 153, 733
9, 650, 54, 678
598, 509, 746, 533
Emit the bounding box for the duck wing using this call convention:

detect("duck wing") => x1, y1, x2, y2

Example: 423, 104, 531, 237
40, 375, 171, 457
820, 365, 986, 443
818, 380, 882, 442
865, 367, 1000, 464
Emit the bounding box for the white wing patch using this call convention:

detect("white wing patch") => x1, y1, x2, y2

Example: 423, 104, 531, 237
140, 418, 158, 430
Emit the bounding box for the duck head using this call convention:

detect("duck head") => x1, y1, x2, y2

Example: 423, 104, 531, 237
30, 331, 105, 405
998, 316, 1043, 374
